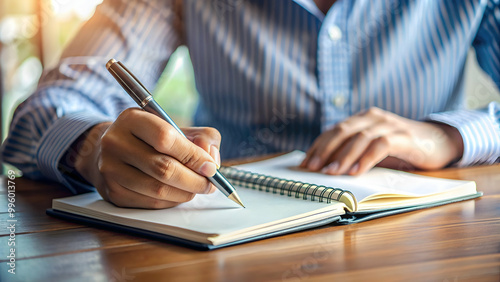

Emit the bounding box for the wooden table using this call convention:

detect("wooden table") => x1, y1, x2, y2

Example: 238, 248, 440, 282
1, 162, 499, 281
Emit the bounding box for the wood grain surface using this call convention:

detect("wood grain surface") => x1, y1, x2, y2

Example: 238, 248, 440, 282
0, 161, 499, 282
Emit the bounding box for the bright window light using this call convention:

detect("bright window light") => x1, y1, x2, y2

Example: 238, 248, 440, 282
51, 0, 103, 20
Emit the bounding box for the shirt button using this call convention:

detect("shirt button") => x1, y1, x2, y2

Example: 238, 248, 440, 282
332, 95, 347, 108
328, 25, 342, 41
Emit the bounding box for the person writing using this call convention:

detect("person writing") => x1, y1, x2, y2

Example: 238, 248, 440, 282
2, 0, 499, 209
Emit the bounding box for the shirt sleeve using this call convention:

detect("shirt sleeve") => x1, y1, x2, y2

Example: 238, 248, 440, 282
427, 1, 500, 167
1, 0, 183, 193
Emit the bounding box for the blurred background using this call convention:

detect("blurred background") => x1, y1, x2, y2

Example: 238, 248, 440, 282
1, 0, 499, 156
0, 0, 199, 145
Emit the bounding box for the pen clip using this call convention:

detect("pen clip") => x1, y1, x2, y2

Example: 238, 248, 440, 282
114, 61, 153, 97
106, 59, 153, 106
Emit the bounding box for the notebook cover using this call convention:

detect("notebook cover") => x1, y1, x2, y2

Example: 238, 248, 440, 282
336, 192, 483, 224
46, 208, 341, 250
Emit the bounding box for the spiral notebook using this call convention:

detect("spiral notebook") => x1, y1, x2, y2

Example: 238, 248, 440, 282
48, 151, 481, 250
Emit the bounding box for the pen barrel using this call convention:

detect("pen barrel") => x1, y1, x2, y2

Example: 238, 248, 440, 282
107, 62, 150, 106
209, 172, 234, 197
147, 102, 235, 197
145, 100, 235, 196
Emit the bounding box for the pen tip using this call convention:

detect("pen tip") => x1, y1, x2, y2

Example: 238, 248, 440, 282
228, 193, 245, 208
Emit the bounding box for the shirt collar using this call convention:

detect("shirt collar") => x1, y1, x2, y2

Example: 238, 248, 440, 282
293, 0, 325, 21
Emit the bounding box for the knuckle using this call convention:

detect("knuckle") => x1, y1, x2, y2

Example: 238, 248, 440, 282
366, 107, 382, 116
401, 130, 413, 139
205, 127, 222, 141
99, 134, 116, 151
98, 160, 112, 176
159, 125, 176, 139
375, 136, 390, 147
152, 182, 168, 199
154, 156, 176, 180
380, 111, 391, 121
190, 135, 207, 149
380, 113, 394, 124
157, 126, 178, 151
119, 108, 138, 121
150, 199, 166, 209
122, 107, 135, 115
356, 130, 371, 140
334, 123, 349, 136
181, 152, 203, 169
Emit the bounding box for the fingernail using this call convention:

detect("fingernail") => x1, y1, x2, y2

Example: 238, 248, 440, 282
349, 163, 360, 174
323, 161, 339, 174
210, 145, 221, 168
199, 161, 217, 177
308, 157, 322, 170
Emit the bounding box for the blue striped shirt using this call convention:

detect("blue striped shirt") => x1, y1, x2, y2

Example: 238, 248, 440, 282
2, 0, 500, 193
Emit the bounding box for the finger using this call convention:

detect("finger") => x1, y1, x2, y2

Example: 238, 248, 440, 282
117, 109, 218, 177
352, 136, 391, 175
103, 134, 216, 195
321, 122, 398, 174
104, 178, 182, 209
355, 133, 415, 175
302, 111, 384, 170
101, 160, 215, 203
183, 127, 222, 151
300, 132, 334, 169
131, 153, 216, 195
321, 131, 373, 175
183, 127, 222, 167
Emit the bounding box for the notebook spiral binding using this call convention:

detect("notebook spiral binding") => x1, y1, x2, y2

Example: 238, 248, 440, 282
220, 166, 355, 205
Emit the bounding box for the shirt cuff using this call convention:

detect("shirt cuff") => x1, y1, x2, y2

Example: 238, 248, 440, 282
36, 112, 111, 193
426, 103, 500, 167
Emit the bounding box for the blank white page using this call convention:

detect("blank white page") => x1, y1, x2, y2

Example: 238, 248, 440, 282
235, 151, 473, 202
53, 186, 344, 237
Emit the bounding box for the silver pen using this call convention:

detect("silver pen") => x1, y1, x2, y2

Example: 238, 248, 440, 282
106, 59, 245, 208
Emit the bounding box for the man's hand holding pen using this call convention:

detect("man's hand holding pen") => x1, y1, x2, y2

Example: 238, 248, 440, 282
73, 108, 222, 209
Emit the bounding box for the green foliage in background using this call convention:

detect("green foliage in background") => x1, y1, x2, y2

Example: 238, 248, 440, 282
153, 46, 199, 127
